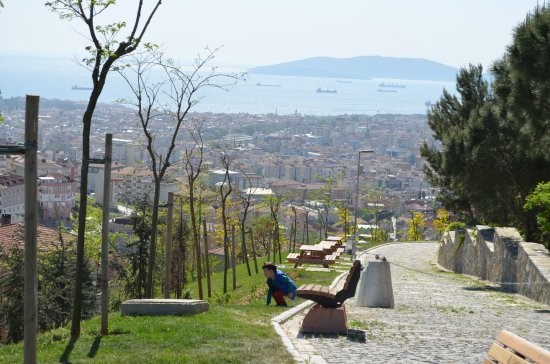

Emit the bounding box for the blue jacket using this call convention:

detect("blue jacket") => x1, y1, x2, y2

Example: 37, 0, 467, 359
266, 269, 297, 305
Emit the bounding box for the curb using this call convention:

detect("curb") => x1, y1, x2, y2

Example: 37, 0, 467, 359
271, 270, 349, 363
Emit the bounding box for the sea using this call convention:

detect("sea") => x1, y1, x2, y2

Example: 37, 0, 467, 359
0, 53, 456, 116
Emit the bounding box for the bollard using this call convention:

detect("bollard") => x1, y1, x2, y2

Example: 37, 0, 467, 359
356, 260, 395, 308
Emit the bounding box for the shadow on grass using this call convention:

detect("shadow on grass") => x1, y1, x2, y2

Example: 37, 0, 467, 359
87, 336, 102, 358
59, 337, 77, 364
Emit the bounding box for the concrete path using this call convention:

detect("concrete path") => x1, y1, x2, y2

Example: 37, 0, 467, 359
282, 242, 550, 363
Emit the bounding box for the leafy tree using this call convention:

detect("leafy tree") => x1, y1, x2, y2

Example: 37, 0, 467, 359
0, 244, 24, 343
406, 212, 425, 241
0, 228, 95, 343
524, 182, 550, 247
335, 201, 352, 238
421, 5, 550, 241
433, 209, 450, 240
112, 195, 152, 299
45, 0, 162, 338
39, 233, 96, 332
251, 214, 276, 256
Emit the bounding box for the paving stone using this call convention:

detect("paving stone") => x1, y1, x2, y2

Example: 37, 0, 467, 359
283, 242, 550, 363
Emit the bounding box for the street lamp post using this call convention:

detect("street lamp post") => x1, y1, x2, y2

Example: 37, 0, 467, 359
353, 149, 374, 256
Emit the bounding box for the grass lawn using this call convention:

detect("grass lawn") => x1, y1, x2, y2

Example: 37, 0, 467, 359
0, 257, 342, 363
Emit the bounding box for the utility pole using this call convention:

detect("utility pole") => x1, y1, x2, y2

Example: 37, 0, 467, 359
100, 133, 112, 335
24, 95, 39, 364
0, 96, 40, 363
203, 219, 212, 297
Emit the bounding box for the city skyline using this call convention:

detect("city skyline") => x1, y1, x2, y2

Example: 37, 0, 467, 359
0, 0, 543, 69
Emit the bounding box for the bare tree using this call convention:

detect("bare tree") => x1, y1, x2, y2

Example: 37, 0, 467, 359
45, 0, 162, 339
118, 49, 239, 298
182, 119, 206, 299
235, 173, 260, 276
265, 194, 282, 263
217, 147, 235, 293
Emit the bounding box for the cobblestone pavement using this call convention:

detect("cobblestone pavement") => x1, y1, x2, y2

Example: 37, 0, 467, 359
282, 242, 550, 364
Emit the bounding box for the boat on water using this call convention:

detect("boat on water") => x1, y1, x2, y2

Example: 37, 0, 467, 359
316, 88, 337, 93
256, 83, 281, 87
377, 88, 397, 93
379, 82, 406, 88
71, 85, 93, 90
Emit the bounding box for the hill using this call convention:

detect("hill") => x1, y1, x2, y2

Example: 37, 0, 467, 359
249, 56, 458, 81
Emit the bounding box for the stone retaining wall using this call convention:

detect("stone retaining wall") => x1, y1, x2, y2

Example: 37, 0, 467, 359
438, 226, 550, 305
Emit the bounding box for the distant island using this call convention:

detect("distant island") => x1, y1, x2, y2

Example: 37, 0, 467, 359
249, 56, 458, 82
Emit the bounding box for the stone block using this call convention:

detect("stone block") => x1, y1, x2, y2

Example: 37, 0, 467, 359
356, 261, 394, 308
120, 299, 209, 316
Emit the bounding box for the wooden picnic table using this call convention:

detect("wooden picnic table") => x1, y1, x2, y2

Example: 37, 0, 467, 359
318, 241, 338, 253
287, 244, 338, 268
325, 236, 343, 244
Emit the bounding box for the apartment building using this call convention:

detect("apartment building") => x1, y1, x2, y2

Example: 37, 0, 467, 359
38, 173, 77, 222
0, 174, 25, 224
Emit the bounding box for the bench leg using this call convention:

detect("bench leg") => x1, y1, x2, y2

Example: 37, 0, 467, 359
300, 304, 347, 335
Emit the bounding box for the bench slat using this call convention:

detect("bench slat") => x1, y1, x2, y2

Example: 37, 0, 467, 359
487, 343, 529, 364
496, 330, 550, 363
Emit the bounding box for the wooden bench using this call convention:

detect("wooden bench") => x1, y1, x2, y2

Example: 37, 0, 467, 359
484, 330, 550, 364
296, 260, 362, 334
296, 260, 362, 308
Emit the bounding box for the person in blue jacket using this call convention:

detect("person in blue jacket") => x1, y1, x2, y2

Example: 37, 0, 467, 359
262, 262, 297, 306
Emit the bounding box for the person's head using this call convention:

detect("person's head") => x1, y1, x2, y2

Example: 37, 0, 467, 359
262, 262, 277, 279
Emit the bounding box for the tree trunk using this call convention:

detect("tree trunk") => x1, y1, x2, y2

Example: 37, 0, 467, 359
188, 188, 203, 299
202, 219, 211, 298
145, 180, 162, 298
71, 94, 95, 339
248, 228, 258, 274
241, 222, 251, 276
231, 226, 237, 290
221, 197, 229, 294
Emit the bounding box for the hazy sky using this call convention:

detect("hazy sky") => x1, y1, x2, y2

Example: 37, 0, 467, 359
0, 0, 543, 69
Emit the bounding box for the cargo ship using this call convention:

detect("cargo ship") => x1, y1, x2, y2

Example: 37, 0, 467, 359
379, 82, 406, 88
256, 83, 281, 87
71, 85, 93, 90
316, 88, 337, 93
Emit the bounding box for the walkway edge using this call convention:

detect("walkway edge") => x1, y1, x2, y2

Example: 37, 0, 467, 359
271, 270, 349, 363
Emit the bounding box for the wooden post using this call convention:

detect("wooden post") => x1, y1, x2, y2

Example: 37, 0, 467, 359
100, 133, 112, 336
164, 192, 174, 299
24, 95, 39, 364
231, 225, 237, 290
202, 219, 211, 298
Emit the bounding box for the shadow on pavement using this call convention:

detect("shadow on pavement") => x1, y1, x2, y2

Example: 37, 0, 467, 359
462, 285, 505, 292
298, 329, 366, 343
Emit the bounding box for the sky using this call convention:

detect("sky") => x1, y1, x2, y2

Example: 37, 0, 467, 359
0, 0, 544, 69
